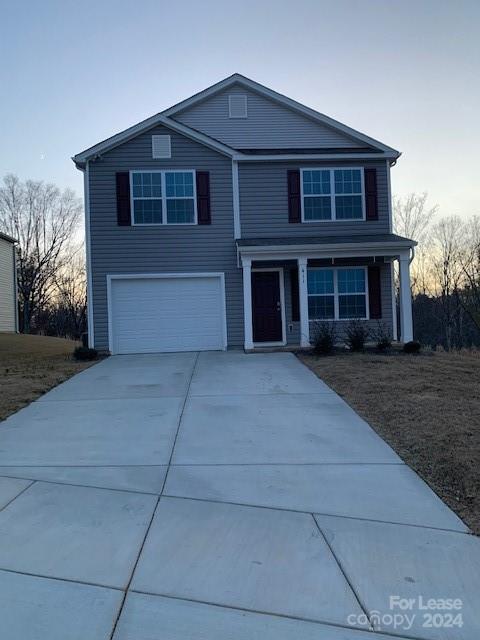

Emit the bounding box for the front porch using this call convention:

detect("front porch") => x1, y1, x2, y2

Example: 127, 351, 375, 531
237, 234, 416, 351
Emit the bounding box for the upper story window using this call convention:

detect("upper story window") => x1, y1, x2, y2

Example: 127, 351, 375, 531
307, 267, 368, 320
301, 168, 365, 222
131, 170, 196, 225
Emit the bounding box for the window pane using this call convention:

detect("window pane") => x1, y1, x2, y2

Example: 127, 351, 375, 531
166, 198, 195, 223
133, 172, 161, 198
334, 169, 361, 194
308, 295, 335, 320
133, 199, 162, 224
338, 268, 365, 294
165, 172, 194, 198
308, 269, 334, 295
303, 170, 330, 195
335, 195, 363, 219
339, 294, 366, 319
304, 196, 332, 220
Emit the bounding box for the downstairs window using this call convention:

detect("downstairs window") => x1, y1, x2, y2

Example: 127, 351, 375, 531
308, 267, 368, 320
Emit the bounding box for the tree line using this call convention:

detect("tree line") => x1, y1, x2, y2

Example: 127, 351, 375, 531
1, 174, 479, 349
394, 194, 480, 349
0, 174, 86, 340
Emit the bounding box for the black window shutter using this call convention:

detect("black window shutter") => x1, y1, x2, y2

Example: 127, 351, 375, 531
116, 172, 131, 226
290, 268, 300, 321
287, 170, 301, 223
364, 168, 378, 220
368, 265, 382, 319
196, 171, 211, 225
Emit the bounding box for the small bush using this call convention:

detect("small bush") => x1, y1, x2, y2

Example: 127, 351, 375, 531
73, 346, 98, 361
371, 321, 392, 352
311, 322, 337, 355
345, 320, 369, 352
403, 340, 421, 354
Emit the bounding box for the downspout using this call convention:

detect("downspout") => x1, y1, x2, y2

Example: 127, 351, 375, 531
80, 160, 95, 348
12, 241, 19, 332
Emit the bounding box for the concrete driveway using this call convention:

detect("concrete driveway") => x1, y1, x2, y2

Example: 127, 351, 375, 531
0, 351, 478, 639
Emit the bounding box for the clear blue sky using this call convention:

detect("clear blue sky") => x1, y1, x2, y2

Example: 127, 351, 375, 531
1, 0, 478, 218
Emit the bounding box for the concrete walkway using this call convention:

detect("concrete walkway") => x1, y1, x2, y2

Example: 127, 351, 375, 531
0, 351, 478, 639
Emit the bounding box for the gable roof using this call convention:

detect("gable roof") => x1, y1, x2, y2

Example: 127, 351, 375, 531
0, 231, 17, 244
73, 113, 236, 168
164, 74, 400, 156
73, 74, 400, 168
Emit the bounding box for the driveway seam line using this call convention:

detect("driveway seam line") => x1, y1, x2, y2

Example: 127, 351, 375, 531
0, 566, 124, 592
132, 588, 455, 640
161, 493, 469, 535
0, 480, 36, 514
107, 351, 200, 640
310, 514, 373, 630
0, 464, 168, 468
38, 394, 186, 402
128, 588, 372, 635
0, 475, 160, 497
168, 462, 405, 466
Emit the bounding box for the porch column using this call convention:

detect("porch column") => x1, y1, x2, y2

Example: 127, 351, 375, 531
399, 251, 413, 342
242, 257, 254, 350
297, 257, 310, 347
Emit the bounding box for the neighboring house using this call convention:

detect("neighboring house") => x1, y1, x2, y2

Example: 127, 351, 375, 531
73, 74, 415, 355
0, 232, 18, 333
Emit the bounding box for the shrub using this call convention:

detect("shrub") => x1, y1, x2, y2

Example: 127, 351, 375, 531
311, 322, 337, 355
371, 321, 392, 352
403, 340, 421, 354
73, 346, 98, 361
345, 320, 369, 352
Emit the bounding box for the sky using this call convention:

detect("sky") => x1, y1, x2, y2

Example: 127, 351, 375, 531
0, 0, 478, 220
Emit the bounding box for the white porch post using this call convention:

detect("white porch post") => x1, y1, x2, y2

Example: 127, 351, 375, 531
399, 251, 413, 342
297, 257, 310, 347
242, 257, 254, 350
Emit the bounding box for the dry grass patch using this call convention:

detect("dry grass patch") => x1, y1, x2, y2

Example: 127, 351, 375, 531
299, 349, 480, 534
0, 333, 96, 421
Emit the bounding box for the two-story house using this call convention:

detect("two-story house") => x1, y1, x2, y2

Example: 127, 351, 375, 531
73, 74, 415, 355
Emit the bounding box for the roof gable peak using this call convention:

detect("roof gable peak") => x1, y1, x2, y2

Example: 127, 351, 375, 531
163, 74, 399, 156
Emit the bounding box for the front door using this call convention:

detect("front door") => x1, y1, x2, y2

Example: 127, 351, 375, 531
252, 271, 283, 343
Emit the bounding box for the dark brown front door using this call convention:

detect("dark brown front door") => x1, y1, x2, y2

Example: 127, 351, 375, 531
252, 271, 283, 343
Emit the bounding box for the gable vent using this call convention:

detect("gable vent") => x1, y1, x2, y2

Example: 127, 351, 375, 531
152, 135, 171, 159
229, 94, 247, 119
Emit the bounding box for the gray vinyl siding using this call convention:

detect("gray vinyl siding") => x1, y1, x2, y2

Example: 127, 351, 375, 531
239, 159, 390, 238
88, 125, 243, 351
174, 85, 364, 150
0, 239, 16, 332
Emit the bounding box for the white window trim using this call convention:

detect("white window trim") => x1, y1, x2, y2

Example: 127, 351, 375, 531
307, 266, 370, 321
129, 169, 198, 226
300, 167, 366, 223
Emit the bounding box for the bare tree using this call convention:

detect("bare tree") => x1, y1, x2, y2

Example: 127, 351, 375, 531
393, 192, 437, 244
430, 216, 466, 349
53, 253, 87, 339
458, 215, 480, 331
0, 174, 82, 333
393, 193, 438, 294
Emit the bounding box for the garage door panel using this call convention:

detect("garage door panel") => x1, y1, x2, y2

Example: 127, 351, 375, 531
110, 276, 225, 354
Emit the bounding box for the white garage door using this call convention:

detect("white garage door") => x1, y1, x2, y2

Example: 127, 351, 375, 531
108, 274, 226, 354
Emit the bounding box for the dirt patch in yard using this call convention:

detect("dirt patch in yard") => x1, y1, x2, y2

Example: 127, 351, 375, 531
0, 333, 96, 421
299, 349, 480, 535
